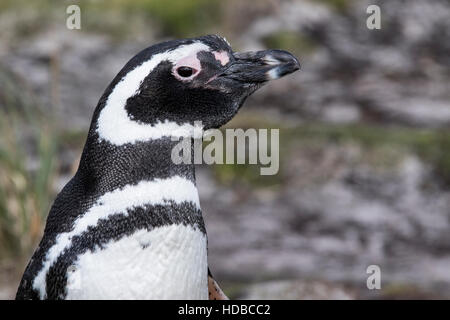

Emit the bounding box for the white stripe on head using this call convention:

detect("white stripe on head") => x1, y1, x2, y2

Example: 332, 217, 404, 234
96, 42, 210, 145
33, 175, 200, 299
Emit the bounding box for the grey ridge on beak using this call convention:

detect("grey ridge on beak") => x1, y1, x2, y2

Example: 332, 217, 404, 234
222, 49, 300, 83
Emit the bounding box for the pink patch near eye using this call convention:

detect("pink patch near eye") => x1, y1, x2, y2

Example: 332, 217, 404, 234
173, 54, 202, 80
213, 51, 230, 66
175, 55, 201, 70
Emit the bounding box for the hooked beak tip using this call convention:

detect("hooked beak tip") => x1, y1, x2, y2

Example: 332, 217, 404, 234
262, 49, 300, 80
263, 50, 300, 67
220, 49, 300, 84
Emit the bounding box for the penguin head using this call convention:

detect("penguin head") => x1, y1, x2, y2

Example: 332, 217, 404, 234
96, 35, 300, 144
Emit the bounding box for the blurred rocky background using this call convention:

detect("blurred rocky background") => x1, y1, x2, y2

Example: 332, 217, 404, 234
0, 0, 449, 299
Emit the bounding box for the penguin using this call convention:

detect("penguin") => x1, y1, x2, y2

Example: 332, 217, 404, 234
15, 35, 300, 300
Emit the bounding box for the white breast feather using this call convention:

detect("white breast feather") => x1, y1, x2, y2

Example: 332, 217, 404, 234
33, 175, 200, 299
65, 224, 208, 300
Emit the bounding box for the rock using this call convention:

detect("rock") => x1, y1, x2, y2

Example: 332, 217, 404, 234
242, 0, 450, 127
201, 148, 450, 297
320, 103, 361, 124
1, 28, 148, 130
241, 280, 355, 300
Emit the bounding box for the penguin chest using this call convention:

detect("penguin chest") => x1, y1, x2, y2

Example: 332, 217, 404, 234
65, 224, 208, 299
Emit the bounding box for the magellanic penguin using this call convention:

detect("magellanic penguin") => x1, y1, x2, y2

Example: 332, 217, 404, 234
16, 35, 300, 300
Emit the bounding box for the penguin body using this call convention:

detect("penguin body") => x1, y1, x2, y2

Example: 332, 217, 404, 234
16, 35, 299, 300
66, 224, 207, 299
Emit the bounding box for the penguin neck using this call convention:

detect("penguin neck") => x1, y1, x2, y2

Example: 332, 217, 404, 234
77, 131, 198, 196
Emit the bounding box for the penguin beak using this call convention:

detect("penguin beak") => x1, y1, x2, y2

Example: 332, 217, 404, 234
220, 49, 300, 84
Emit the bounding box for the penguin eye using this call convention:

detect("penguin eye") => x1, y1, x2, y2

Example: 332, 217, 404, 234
176, 66, 196, 78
